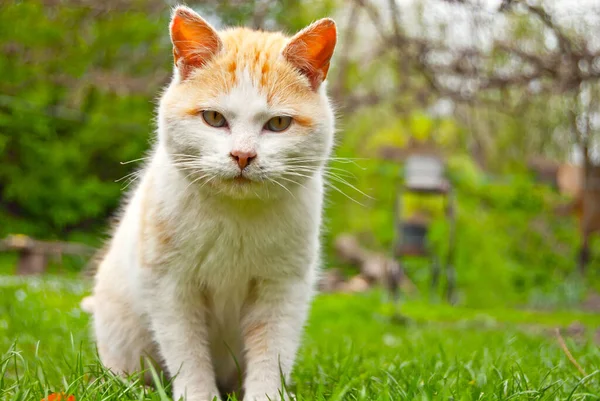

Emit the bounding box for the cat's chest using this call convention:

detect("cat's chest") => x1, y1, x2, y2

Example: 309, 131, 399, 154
171, 203, 311, 280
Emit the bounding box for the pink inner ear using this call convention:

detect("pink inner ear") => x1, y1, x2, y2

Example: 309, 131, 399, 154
283, 19, 337, 90
170, 8, 222, 79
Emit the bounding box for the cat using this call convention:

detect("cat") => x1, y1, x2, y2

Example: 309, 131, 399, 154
83, 5, 337, 401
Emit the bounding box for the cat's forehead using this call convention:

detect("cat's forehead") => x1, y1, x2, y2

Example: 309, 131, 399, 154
220, 28, 289, 62
179, 28, 315, 108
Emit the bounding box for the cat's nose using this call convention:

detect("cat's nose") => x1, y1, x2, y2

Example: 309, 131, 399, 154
230, 149, 257, 170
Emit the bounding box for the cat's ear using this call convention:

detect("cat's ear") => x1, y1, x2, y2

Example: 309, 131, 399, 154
283, 18, 337, 90
169, 6, 222, 80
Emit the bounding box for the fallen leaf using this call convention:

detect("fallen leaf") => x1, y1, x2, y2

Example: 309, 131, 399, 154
41, 392, 75, 401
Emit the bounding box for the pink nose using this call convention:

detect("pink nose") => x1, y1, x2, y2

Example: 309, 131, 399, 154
230, 150, 257, 170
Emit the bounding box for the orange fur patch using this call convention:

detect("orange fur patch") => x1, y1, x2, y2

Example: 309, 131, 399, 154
228, 60, 237, 74
184, 107, 201, 117
139, 179, 175, 268
243, 321, 268, 355
153, 216, 174, 247
294, 115, 315, 127
241, 279, 269, 354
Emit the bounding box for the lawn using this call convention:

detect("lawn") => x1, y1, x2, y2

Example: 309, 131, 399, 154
1, 275, 599, 400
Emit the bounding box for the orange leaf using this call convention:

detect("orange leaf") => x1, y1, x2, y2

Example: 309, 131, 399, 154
41, 393, 75, 401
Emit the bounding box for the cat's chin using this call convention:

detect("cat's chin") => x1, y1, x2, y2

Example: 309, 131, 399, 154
203, 176, 276, 201
233, 175, 252, 184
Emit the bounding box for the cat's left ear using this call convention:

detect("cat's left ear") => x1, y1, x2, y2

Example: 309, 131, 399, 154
170, 6, 222, 80
283, 18, 337, 90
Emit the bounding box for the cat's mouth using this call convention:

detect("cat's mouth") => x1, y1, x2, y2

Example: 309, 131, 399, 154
233, 175, 251, 183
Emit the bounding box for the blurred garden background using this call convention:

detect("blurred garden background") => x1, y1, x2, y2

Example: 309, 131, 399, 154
2, 0, 600, 399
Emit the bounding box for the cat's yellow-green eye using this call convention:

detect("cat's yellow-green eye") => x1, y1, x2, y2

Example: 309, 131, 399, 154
202, 110, 227, 128
265, 116, 292, 132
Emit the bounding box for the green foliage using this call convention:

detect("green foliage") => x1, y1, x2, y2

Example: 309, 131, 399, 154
324, 106, 598, 308
0, 1, 168, 240
199, 0, 338, 32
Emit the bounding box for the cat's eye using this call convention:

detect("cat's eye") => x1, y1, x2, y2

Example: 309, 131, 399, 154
265, 116, 292, 132
202, 110, 227, 128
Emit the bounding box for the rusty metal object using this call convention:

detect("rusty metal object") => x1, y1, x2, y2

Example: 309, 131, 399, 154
393, 152, 457, 303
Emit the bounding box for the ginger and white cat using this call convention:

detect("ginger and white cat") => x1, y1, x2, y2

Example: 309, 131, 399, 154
83, 6, 336, 401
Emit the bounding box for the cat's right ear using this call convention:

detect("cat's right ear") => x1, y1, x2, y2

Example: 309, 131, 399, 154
169, 6, 222, 80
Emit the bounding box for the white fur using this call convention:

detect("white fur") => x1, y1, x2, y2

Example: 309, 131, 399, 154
88, 65, 334, 401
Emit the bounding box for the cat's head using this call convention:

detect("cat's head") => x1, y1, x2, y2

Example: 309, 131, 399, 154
158, 6, 337, 200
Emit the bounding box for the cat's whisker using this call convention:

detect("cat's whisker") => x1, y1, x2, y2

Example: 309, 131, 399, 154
172, 160, 203, 165
170, 153, 201, 158
285, 159, 367, 170
284, 156, 365, 162
291, 166, 356, 180
276, 175, 309, 191
267, 178, 296, 199
171, 159, 207, 169
284, 155, 362, 160
258, 166, 315, 174
324, 166, 358, 178
121, 179, 138, 191
323, 173, 373, 200
183, 170, 203, 182
172, 165, 207, 180
278, 172, 318, 185
264, 164, 356, 182
116, 171, 143, 191
170, 155, 204, 165
184, 172, 212, 193
171, 159, 204, 165
198, 174, 218, 191
120, 173, 141, 191
251, 187, 263, 201
169, 156, 201, 162
277, 166, 372, 201
172, 163, 205, 170
259, 167, 370, 204
323, 181, 366, 206
171, 160, 203, 166
280, 171, 314, 179
115, 171, 139, 183
261, 162, 360, 183
120, 156, 150, 165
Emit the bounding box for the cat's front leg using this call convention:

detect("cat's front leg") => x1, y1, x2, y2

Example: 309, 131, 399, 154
242, 277, 313, 401
145, 275, 221, 401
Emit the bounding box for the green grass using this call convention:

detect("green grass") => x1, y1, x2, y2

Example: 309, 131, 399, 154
1, 276, 599, 400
